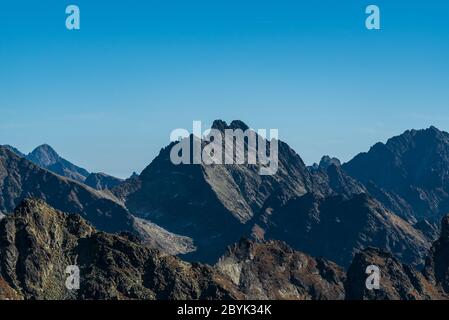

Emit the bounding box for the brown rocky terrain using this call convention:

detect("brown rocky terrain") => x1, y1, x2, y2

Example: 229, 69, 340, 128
2, 198, 449, 300
0, 199, 350, 300
216, 239, 346, 300
0, 199, 242, 300
345, 248, 446, 300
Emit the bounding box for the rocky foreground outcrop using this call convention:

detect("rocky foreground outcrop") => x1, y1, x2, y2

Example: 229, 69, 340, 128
2, 198, 449, 300
0, 199, 347, 300
0, 199, 242, 300
217, 239, 346, 300
345, 248, 446, 300
345, 213, 449, 300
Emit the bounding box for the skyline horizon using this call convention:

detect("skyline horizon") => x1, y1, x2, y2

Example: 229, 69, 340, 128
1, 121, 443, 179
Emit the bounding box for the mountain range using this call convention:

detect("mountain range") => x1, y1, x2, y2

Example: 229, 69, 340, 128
2, 121, 449, 300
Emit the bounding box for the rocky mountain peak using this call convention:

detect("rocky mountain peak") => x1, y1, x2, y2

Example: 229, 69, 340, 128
27, 144, 60, 167
24, 144, 90, 183
216, 238, 346, 300
211, 120, 250, 132
319, 155, 341, 170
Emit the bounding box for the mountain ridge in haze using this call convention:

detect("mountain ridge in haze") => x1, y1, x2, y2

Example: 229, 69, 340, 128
26, 144, 90, 183
0, 146, 133, 233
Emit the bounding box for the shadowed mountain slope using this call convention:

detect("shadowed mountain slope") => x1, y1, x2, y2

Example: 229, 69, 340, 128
84, 172, 123, 190
257, 192, 429, 268
343, 127, 449, 223
0, 146, 133, 233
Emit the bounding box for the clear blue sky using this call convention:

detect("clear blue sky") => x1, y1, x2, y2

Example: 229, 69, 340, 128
1, 1, 448, 178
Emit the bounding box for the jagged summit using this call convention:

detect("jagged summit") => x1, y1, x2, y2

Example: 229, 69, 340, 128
211, 119, 250, 132
319, 155, 341, 169
27, 144, 60, 167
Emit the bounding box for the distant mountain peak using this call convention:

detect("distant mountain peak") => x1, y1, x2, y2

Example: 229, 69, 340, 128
25, 144, 89, 183
319, 155, 341, 170
27, 144, 60, 167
